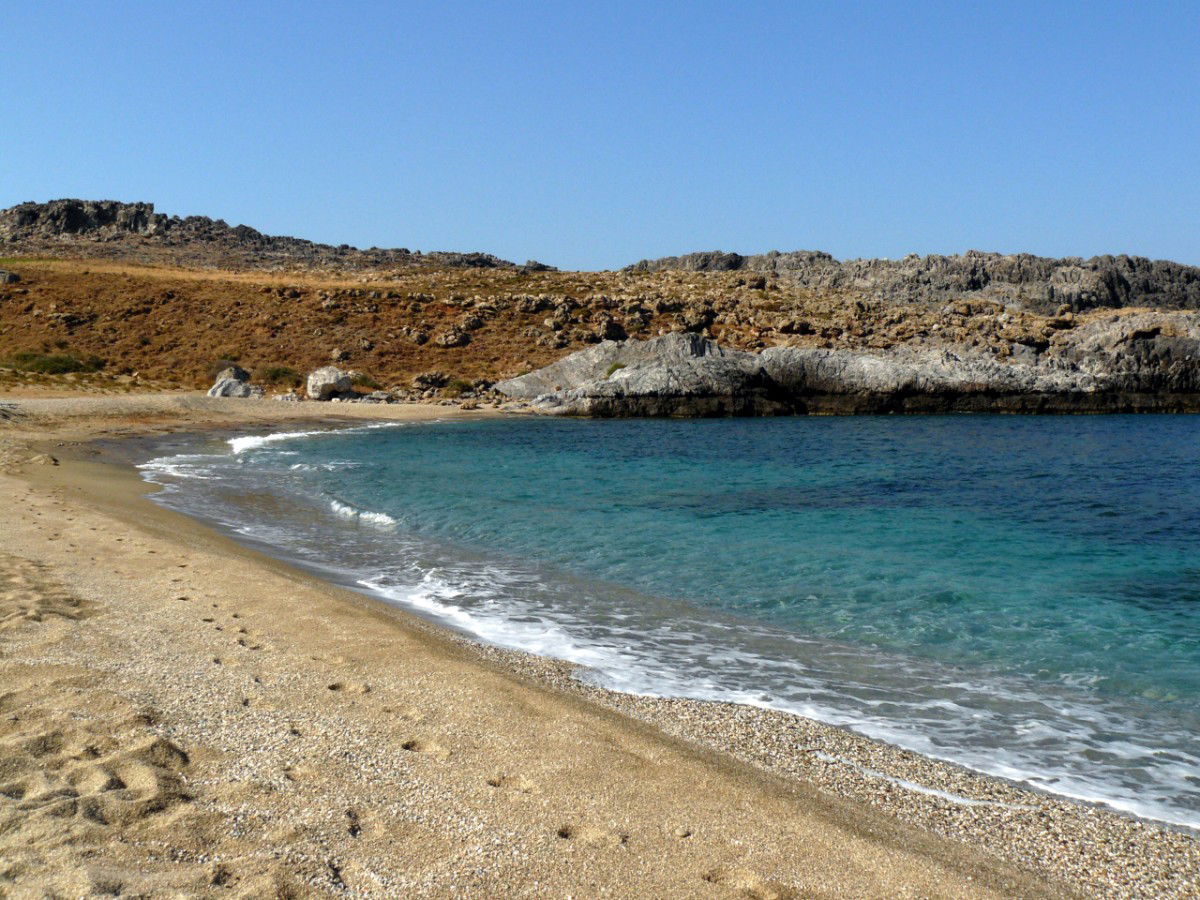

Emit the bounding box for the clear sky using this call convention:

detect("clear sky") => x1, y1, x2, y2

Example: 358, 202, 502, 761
3, 1, 1197, 270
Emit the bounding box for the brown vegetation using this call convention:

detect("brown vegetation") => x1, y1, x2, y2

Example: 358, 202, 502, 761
0, 256, 1098, 393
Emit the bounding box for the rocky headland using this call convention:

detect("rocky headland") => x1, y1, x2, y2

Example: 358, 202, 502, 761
496, 317, 1200, 415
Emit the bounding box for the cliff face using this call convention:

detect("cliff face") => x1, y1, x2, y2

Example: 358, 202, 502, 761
0, 199, 518, 271
627, 250, 1200, 315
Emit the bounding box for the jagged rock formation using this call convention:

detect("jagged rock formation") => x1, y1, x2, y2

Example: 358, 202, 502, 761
0, 199, 520, 271
497, 317, 1200, 415
497, 334, 787, 416
627, 250, 1200, 314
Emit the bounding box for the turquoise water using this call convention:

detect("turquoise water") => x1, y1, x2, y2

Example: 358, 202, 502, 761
140, 416, 1200, 828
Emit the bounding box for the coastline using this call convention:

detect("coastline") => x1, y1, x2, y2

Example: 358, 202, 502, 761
2, 394, 1196, 897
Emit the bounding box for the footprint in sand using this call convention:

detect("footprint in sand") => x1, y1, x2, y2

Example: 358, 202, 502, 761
701, 867, 797, 900
326, 681, 371, 694
0, 553, 90, 629
399, 738, 450, 760
485, 773, 539, 796
555, 823, 629, 848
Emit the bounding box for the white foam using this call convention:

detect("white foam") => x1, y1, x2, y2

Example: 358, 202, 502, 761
228, 429, 329, 454
227, 421, 405, 455
330, 499, 397, 528
137, 453, 221, 480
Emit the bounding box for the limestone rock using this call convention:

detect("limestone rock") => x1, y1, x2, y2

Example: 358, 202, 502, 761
207, 378, 264, 399
206, 365, 263, 398
306, 366, 353, 400
497, 317, 1200, 416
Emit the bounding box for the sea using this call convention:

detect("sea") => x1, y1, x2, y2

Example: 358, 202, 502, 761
137, 415, 1200, 830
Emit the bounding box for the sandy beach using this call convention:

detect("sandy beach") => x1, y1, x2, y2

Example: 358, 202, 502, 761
1, 394, 1197, 898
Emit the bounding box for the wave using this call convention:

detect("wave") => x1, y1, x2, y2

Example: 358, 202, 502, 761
228, 429, 332, 454
330, 499, 397, 528
228, 422, 406, 455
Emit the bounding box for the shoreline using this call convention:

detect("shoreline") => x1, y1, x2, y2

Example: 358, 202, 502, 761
123, 423, 1197, 835
2, 393, 1196, 896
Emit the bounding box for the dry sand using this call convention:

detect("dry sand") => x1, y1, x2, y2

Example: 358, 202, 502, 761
0, 393, 1194, 898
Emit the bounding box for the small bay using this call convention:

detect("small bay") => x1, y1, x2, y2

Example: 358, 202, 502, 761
140, 415, 1200, 829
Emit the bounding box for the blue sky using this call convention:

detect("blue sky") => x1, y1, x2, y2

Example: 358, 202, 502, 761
3, 1, 1197, 269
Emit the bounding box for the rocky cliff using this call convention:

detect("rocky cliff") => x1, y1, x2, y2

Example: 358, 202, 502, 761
0, 199, 523, 271
627, 250, 1200, 315
497, 319, 1200, 416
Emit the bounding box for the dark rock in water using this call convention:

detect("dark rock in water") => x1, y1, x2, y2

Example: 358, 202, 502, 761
496, 314, 1200, 416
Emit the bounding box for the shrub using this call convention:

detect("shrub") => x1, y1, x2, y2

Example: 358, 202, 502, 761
351, 373, 381, 390
4, 351, 105, 374
260, 365, 302, 387
441, 377, 474, 397
606, 362, 626, 378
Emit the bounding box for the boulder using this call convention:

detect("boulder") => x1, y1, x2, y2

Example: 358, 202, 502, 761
360, 391, 395, 404
213, 364, 250, 383
0, 270, 19, 284
207, 378, 264, 399
206, 364, 263, 398
306, 366, 354, 400
434, 327, 471, 347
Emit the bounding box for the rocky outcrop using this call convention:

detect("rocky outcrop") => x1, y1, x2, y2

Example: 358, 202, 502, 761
497, 315, 1200, 416
627, 250, 1200, 314
0, 200, 520, 271
497, 334, 789, 416
206, 365, 264, 399
306, 366, 354, 400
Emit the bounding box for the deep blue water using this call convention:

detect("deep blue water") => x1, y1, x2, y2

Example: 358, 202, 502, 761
140, 416, 1200, 828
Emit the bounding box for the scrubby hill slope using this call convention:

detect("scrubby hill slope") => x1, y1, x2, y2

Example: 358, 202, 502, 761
2, 200, 1198, 406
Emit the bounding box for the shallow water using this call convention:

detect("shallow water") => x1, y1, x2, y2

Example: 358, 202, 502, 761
139, 415, 1200, 828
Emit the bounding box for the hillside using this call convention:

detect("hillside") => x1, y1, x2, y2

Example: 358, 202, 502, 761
0, 199, 536, 272
1, 199, 1198, 401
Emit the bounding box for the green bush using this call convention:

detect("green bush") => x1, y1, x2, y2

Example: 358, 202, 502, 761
260, 365, 303, 387
351, 373, 381, 390
606, 362, 626, 378
441, 377, 474, 397
5, 351, 105, 374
